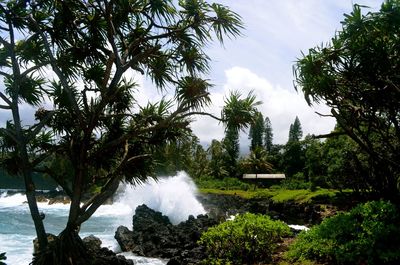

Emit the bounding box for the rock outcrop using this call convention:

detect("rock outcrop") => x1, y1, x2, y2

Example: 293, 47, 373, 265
115, 204, 217, 264
82, 235, 134, 265
197, 193, 324, 224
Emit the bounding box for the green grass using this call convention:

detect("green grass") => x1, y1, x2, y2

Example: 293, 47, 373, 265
269, 189, 337, 203
199, 188, 339, 204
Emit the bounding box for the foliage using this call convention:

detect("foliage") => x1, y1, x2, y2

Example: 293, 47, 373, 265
268, 144, 285, 173
303, 136, 326, 189
221, 91, 262, 177
294, 0, 400, 199
322, 132, 370, 192
274, 176, 312, 190
264, 116, 274, 153
195, 176, 251, 191
0, 0, 248, 262
240, 147, 273, 174
153, 134, 208, 178
248, 111, 264, 151
199, 187, 339, 204
0, 0, 55, 250
283, 117, 305, 178
269, 188, 336, 204
286, 200, 400, 264
199, 213, 291, 265
222, 127, 240, 177
222, 91, 261, 133
0, 252, 6, 265
288, 116, 303, 143
207, 139, 229, 179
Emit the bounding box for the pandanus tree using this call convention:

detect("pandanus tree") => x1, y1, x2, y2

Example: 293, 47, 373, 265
0, 0, 257, 264
0, 0, 52, 252
294, 1, 400, 200
221, 90, 262, 177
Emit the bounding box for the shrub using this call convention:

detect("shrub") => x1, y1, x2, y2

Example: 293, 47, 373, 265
286, 200, 400, 265
195, 176, 251, 190
274, 177, 311, 190
199, 213, 291, 265
0, 252, 6, 265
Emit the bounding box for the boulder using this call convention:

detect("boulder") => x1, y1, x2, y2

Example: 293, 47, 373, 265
82, 235, 102, 253
115, 226, 137, 252
33, 233, 58, 254
115, 204, 218, 264
82, 235, 134, 265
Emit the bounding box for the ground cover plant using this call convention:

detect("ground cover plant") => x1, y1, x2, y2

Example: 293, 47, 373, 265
199, 186, 340, 204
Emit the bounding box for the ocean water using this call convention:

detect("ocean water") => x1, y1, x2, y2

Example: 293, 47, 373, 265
0, 172, 205, 265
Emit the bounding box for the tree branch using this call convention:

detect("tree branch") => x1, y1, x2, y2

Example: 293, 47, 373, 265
21, 63, 48, 78
0, 104, 10, 109
27, 15, 82, 121
312, 131, 347, 139
27, 111, 54, 141
0, 91, 11, 106
0, 70, 11, 78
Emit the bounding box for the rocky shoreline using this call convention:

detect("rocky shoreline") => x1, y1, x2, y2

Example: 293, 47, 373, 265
197, 193, 332, 225
115, 204, 217, 265
24, 189, 339, 264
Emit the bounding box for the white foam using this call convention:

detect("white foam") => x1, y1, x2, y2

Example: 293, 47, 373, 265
0, 192, 27, 207
120, 252, 168, 265
0, 172, 205, 264
288, 224, 309, 231
113, 171, 205, 225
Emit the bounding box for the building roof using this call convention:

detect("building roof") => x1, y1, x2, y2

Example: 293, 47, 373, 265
243, 174, 286, 179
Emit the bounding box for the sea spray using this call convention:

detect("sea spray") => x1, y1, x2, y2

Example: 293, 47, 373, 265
0, 172, 204, 264
110, 171, 205, 225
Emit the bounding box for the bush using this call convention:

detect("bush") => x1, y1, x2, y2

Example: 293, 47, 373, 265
286, 200, 400, 265
0, 252, 6, 265
272, 175, 311, 190
195, 176, 251, 190
199, 213, 291, 265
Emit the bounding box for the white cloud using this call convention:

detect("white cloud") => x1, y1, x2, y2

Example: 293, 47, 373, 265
191, 67, 336, 146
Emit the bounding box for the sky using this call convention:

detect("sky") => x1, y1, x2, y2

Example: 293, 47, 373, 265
184, 0, 382, 148
0, 0, 382, 151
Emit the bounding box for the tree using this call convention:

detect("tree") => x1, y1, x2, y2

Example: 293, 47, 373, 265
223, 126, 240, 177
0, 0, 247, 263
0, 1, 51, 251
263, 116, 273, 153
323, 132, 370, 193
303, 135, 326, 188
288, 116, 302, 143
240, 147, 273, 174
294, 0, 400, 199
284, 117, 305, 177
249, 111, 264, 151
207, 139, 229, 179
221, 91, 261, 177
154, 134, 208, 178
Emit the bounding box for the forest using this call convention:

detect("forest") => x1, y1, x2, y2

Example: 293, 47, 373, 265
0, 0, 400, 265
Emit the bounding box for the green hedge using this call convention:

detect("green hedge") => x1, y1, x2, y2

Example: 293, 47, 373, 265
286, 200, 400, 265
199, 213, 291, 265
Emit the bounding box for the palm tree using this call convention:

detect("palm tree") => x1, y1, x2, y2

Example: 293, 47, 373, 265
241, 147, 273, 174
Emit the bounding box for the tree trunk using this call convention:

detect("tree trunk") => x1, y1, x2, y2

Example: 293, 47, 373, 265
24, 171, 48, 252
11, 106, 48, 251
32, 227, 90, 265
